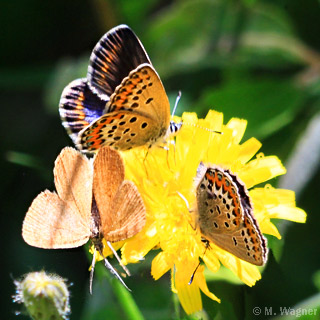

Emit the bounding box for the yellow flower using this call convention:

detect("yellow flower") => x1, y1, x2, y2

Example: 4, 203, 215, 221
120, 110, 306, 315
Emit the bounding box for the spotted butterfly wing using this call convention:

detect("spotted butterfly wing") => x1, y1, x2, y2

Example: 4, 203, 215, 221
88, 24, 151, 99
77, 64, 170, 152
59, 25, 151, 145
59, 25, 171, 152
195, 163, 268, 266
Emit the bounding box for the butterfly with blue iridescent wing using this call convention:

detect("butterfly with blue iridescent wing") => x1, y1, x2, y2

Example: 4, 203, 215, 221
59, 24, 180, 153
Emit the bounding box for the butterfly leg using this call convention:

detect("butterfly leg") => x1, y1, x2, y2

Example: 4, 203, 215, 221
102, 255, 131, 292
188, 240, 210, 285
89, 248, 97, 294
92, 238, 131, 291
106, 241, 131, 276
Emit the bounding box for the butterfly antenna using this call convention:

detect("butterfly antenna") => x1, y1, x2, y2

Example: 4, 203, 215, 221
106, 241, 131, 276
169, 91, 183, 135
188, 123, 222, 134
89, 249, 97, 294
164, 91, 182, 167
172, 91, 181, 117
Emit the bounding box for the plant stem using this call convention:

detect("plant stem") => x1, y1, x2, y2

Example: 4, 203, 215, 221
173, 291, 180, 319
109, 277, 145, 320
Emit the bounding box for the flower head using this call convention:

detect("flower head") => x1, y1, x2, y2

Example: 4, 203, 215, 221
13, 271, 70, 320
120, 110, 306, 314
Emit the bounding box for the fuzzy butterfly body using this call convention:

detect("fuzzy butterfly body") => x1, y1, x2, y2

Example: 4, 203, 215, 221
59, 25, 173, 153
195, 163, 268, 266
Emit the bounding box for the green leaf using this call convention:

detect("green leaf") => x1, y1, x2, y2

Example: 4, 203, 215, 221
196, 78, 305, 139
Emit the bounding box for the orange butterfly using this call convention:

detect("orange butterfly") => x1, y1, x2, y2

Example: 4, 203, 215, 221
22, 146, 146, 292
59, 25, 180, 153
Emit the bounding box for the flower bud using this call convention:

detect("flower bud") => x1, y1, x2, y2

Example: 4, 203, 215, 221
13, 271, 70, 320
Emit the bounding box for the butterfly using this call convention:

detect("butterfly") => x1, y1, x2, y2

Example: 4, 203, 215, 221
195, 162, 268, 266
59, 24, 178, 153
22, 146, 146, 292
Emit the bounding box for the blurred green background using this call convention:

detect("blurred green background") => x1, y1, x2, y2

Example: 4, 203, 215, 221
2, 0, 320, 319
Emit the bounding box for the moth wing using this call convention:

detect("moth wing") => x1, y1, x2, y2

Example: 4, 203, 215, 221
22, 190, 91, 249
93, 146, 125, 216
102, 180, 146, 242
54, 147, 93, 222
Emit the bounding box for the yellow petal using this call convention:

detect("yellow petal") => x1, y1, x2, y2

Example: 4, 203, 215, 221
194, 265, 220, 303
260, 220, 282, 239
213, 245, 261, 286
226, 118, 247, 144
251, 187, 307, 223
151, 252, 174, 280
121, 224, 159, 264
267, 205, 307, 223
240, 156, 286, 188
203, 249, 221, 273
174, 265, 203, 315
237, 137, 262, 165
